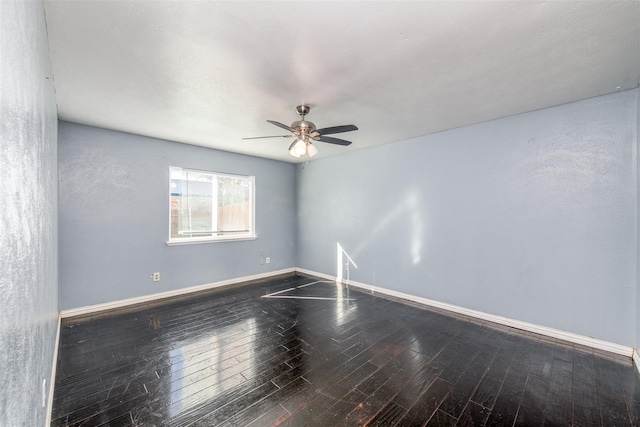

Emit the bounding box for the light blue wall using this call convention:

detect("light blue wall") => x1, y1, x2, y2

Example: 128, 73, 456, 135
58, 122, 296, 310
297, 90, 638, 347
0, 0, 59, 425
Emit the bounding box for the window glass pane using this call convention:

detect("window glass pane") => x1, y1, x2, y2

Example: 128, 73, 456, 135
217, 176, 251, 234
186, 172, 214, 236
169, 167, 254, 243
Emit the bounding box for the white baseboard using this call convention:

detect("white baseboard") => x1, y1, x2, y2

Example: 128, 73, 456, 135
296, 268, 634, 358
296, 268, 336, 282
60, 268, 296, 318
45, 314, 61, 427
633, 348, 640, 375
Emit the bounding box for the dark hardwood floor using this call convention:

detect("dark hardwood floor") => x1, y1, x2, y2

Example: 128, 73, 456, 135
52, 273, 640, 426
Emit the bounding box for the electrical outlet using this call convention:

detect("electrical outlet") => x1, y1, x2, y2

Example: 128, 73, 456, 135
345, 262, 349, 271
151, 272, 160, 282
266, 257, 271, 264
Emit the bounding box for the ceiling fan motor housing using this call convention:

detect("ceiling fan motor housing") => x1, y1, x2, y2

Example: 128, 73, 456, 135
291, 120, 316, 134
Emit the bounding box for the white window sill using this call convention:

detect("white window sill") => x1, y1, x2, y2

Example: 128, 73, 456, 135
166, 235, 257, 246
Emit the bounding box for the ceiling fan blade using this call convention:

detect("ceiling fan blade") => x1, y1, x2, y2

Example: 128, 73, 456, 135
316, 135, 352, 146
315, 124, 358, 135
267, 120, 296, 133
242, 135, 293, 140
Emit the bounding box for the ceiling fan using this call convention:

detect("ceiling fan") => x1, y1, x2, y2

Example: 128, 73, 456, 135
243, 105, 358, 158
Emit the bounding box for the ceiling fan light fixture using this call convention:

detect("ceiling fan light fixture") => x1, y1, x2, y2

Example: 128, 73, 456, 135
306, 141, 319, 157
289, 148, 302, 158
291, 138, 307, 156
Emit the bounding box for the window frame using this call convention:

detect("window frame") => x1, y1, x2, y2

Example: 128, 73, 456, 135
167, 166, 256, 245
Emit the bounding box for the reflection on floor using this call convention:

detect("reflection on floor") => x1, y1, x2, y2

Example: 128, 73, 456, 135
52, 273, 640, 426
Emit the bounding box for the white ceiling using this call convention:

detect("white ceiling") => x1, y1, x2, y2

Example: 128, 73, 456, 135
44, 1, 640, 163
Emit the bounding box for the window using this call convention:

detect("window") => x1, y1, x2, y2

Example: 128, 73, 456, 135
169, 167, 255, 244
